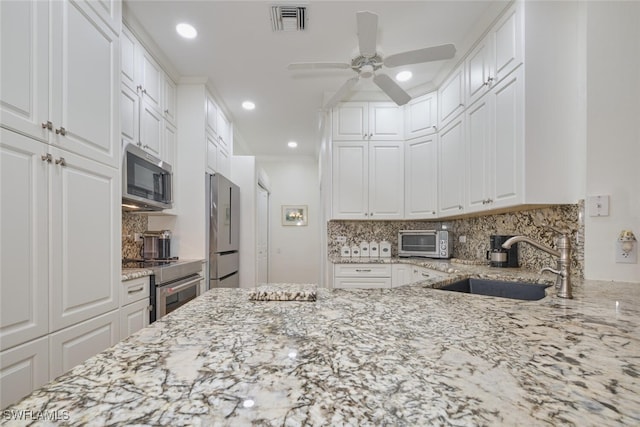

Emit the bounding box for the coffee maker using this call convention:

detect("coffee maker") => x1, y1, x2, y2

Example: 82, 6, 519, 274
487, 235, 519, 268
142, 230, 172, 260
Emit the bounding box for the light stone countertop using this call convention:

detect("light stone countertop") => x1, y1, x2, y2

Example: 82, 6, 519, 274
121, 268, 153, 281
4, 267, 639, 426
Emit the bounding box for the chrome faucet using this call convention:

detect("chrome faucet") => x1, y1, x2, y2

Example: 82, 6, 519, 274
502, 226, 572, 299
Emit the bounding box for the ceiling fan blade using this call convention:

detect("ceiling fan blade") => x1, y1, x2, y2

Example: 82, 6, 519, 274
372, 74, 411, 106
324, 77, 359, 110
384, 44, 456, 67
287, 62, 351, 71
357, 11, 378, 57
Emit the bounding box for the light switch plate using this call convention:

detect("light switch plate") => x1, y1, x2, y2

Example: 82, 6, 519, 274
336, 236, 347, 244
588, 195, 610, 217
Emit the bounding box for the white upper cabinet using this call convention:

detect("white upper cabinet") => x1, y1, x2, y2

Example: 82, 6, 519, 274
438, 64, 466, 129
404, 92, 438, 140
466, 37, 494, 107
139, 98, 163, 157
0, 0, 119, 168
465, 95, 492, 212
139, 49, 163, 112
333, 102, 403, 141
83, 0, 121, 35
120, 26, 137, 91
332, 141, 404, 220
405, 135, 438, 219
438, 116, 465, 216
163, 77, 177, 125
206, 93, 218, 136
492, 3, 523, 84
0, 0, 49, 143
217, 110, 231, 151
120, 84, 139, 147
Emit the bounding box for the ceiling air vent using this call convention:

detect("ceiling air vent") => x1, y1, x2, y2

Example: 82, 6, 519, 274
271, 5, 307, 32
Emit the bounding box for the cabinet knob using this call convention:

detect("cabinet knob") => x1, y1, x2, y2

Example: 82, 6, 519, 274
55, 127, 66, 136
148, 305, 153, 312
41, 121, 53, 130
164, 109, 169, 114
55, 157, 66, 166
364, 213, 369, 217
431, 211, 436, 215
458, 205, 463, 210
41, 153, 53, 163
136, 85, 143, 93
143, 144, 149, 149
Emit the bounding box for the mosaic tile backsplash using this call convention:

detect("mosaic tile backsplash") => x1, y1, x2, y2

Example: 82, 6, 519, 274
328, 202, 585, 278
122, 212, 148, 259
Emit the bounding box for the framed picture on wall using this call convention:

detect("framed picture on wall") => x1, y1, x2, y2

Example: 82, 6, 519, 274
282, 205, 308, 226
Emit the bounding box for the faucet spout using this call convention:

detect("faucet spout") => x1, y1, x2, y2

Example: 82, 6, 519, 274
502, 236, 560, 258
501, 233, 572, 299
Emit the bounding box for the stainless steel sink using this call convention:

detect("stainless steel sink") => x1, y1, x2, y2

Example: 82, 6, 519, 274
435, 278, 551, 301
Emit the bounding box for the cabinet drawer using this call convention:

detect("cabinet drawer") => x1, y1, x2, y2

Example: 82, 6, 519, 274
120, 276, 150, 306
334, 264, 391, 277
334, 277, 391, 289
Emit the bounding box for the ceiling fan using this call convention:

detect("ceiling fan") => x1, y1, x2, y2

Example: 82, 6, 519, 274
287, 11, 456, 110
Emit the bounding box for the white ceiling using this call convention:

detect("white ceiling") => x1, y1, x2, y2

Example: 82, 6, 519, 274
124, 0, 510, 157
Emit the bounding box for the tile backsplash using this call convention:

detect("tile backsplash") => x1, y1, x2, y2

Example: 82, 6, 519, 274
328, 202, 585, 278
122, 212, 147, 259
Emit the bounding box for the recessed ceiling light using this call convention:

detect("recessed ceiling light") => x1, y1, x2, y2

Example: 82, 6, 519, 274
396, 71, 413, 82
176, 23, 197, 39
288, 141, 298, 148
242, 101, 256, 110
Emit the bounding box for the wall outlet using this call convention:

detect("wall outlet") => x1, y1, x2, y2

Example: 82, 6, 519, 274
616, 241, 637, 263
336, 236, 347, 244
133, 233, 143, 242
459, 235, 467, 243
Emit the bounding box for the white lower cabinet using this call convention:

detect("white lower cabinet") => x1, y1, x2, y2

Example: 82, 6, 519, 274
0, 337, 49, 410
120, 276, 150, 341
391, 264, 412, 288
333, 264, 391, 289
411, 266, 448, 283
49, 310, 119, 380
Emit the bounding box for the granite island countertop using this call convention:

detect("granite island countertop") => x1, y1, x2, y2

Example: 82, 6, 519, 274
3, 273, 639, 426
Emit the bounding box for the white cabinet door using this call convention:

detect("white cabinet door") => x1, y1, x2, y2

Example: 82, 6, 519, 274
217, 111, 230, 151
391, 264, 411, 288
139, 49, 163, 112
49, 310, 119, 380
206, 131, 218, 173
217, 147, 230, 177
119, 300, 150, 341
466, 96, 492, 212
438, 65, 466, 129
163, 75, 177, 125
0, 0, 49, 143
491, 68, 523, 208
139, 98, 163, 158
466, 36, 494, 106
120, 26, 138, 91
438, 117, 466, 216
0, 337, 49, 410
83, 0, 121, 35
332, 102, 368, 140
0, 131, 48, 351
368, 103, 403, 140
51, 0, 119, 168
49, 149, 119, 332
368, 141, 404, 219
331, 142, 368, 219
206, 93, 218, 136
405, 136, 438, 219
120, 84, 140, 148
404, 92, 438, 140
492, 3, 523, 84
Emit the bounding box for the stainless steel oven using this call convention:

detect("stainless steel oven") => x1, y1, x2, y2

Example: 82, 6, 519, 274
156, 273, 202, 319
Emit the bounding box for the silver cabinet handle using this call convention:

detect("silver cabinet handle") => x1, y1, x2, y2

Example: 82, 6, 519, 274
432, 125, 437, 131
431, 211, 436, 215
142, 88, 147, 95
41, 153, 53, 163
164, 109, 169, 114
143, 145, 150, 149
55, 157, 66, 166
147, 305, 153, 312
421, 272, 430, 277
41, 121, 53, 130
355, 269, 372, 273
370, 213, 373, 217
458, 205, 463, 210
128, 286, 144, 294
55, 127, 66, 136
136, 85, 143, 93
364, 213, 369, 216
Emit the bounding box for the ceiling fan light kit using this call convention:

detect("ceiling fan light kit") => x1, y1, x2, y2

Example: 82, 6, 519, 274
287, 10, 456, 110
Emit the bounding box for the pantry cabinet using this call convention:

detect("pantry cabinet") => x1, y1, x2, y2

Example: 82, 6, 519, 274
438, 64, 466, 129
332, 141, 404, 220
0, 0, 120, 168
333, 102, 403, 141
405, 135, 438, 219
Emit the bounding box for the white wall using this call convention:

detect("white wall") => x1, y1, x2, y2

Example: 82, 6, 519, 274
258, 156, 321, 284
231, 156, 258, 288
584, 1, 640, 282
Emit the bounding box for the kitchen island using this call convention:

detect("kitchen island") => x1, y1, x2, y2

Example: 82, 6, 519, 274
3, 269, 639, 426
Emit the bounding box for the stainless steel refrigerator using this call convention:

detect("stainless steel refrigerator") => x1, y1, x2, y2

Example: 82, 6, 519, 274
206, 173, 240, 288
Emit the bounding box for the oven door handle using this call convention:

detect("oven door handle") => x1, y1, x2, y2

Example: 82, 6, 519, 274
163, 276, 202, 295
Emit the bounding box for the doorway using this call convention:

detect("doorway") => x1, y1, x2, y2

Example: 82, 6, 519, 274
256, 184, 270, 284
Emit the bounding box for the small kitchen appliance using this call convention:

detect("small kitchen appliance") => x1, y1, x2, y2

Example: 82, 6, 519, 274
142, 230, 172, 260
398, 230, 452, 259
122, 143, 173, 211
487, 235, 519, 268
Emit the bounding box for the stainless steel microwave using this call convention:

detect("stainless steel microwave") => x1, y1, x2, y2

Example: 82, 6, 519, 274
122, 143, 173, 211
398, 230, 453, 259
